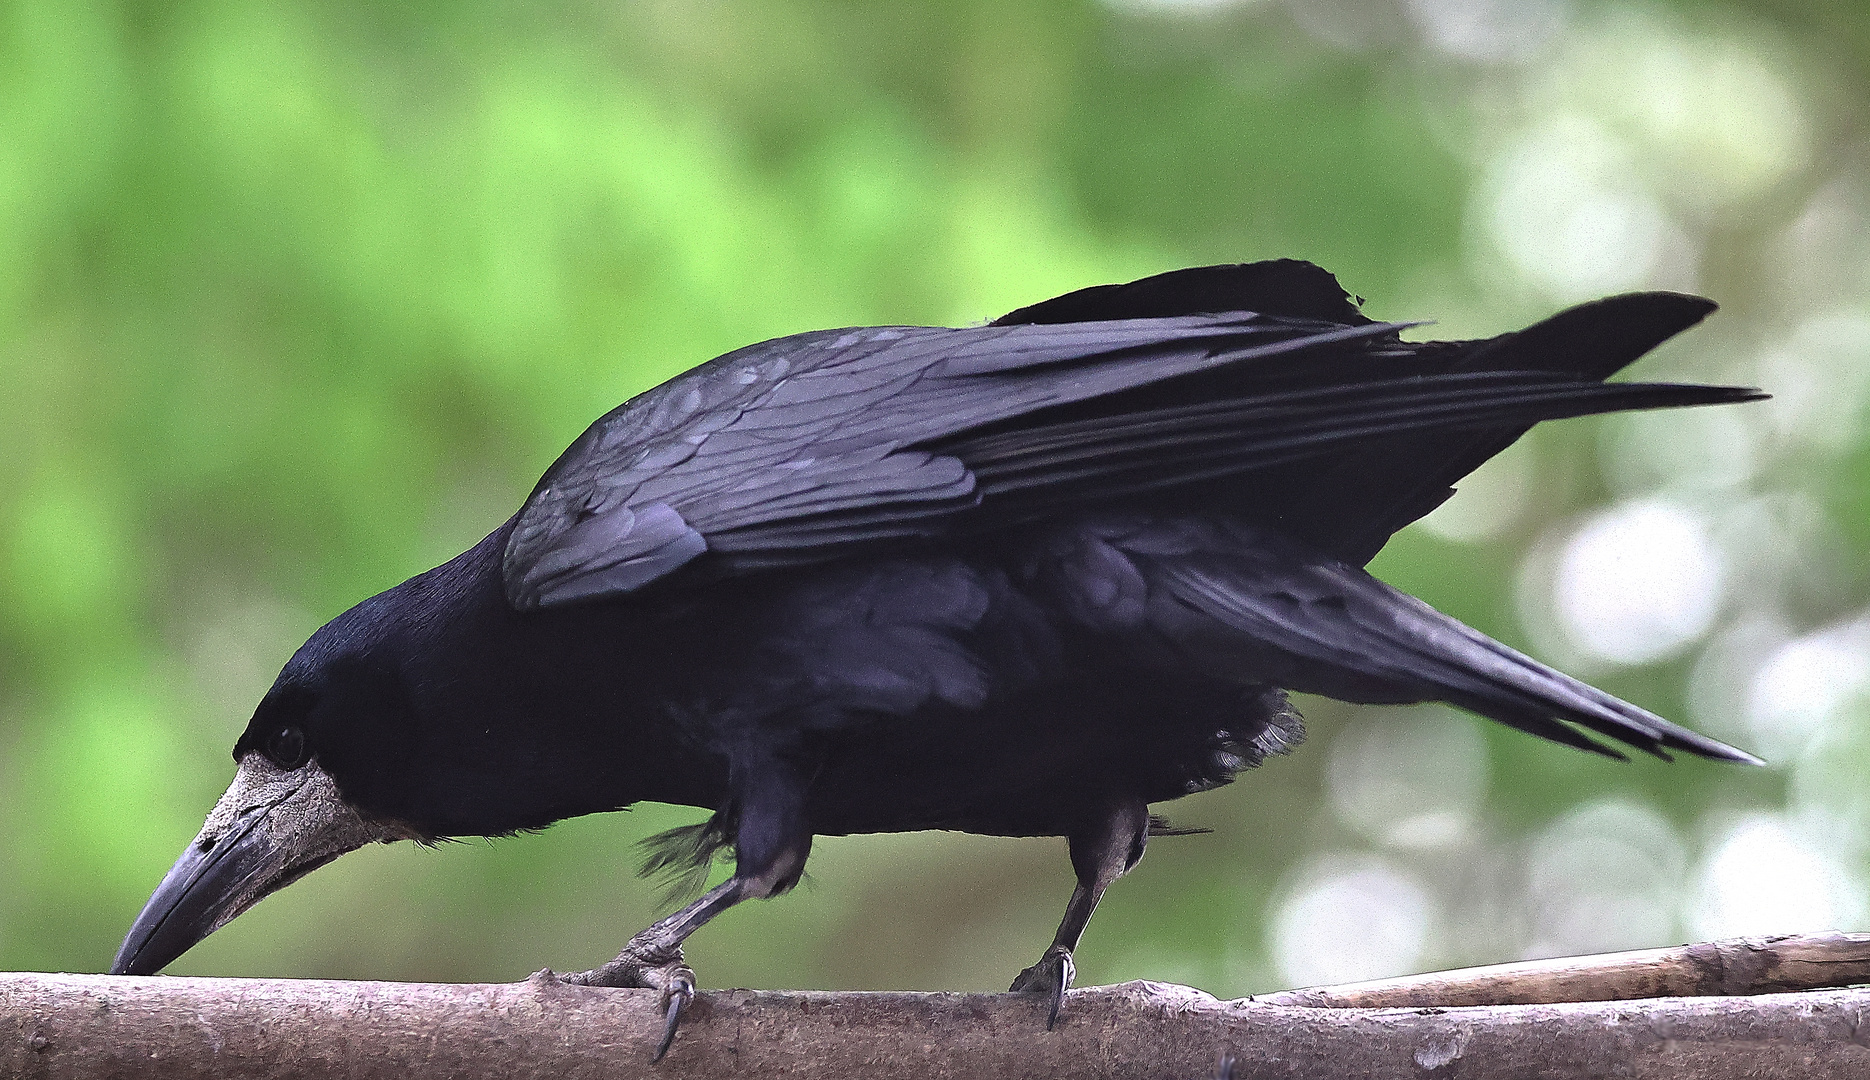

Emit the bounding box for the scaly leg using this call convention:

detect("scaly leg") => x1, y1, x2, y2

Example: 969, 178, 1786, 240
1010, 798, 1150, 1029
559, 750, 815, 1061
559, 878, 746, 1060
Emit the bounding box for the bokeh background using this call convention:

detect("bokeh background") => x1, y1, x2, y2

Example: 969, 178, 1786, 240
2, 0, 1867, 997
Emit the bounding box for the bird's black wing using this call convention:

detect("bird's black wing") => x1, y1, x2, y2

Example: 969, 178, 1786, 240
938, 372, 1751, 520
504, 264, 1757, 610
989, 259, 1374, 327
503, 312, 1410, 607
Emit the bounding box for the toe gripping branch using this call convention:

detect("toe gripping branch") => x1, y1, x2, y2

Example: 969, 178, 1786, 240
1011, 944, 1077, 1030
556, 878, 745, 1061
648, 963, 694, 1063
1011, 799, 1151, 1030
560, 947, 697, 1062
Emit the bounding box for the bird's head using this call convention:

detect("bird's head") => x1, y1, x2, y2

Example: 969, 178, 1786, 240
110, 609, 423, 977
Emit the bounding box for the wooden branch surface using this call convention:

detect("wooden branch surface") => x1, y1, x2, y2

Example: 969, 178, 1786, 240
3, 935, 1866, 1079
4, 971, 1869, 1079
1260, 931, 1870, 1008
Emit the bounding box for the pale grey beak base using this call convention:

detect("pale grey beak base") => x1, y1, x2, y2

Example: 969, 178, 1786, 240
110, 755, 397, 976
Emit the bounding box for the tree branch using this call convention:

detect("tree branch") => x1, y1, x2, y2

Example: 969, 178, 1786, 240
4, 934, 1869, 1079
1261, 931, 1870, 1007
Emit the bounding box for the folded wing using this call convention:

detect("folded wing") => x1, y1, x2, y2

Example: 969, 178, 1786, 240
504, 263, 1756, 609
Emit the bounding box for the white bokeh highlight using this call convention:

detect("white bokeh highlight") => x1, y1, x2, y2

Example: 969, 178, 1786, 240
1551, 12, 1811, 212
1478, 117, 1687, 302
1685, 815, 1866, 939
1401, 0, 1570, 63
1417, 441, 1535, 544
1744, 615, 1870, 762
1687, 615, 1793, 751
1524, 801, 1686, 957
1599, 405, 1760, 499
1283, 0, 1409, 52
1271, 855, 1437, 987
1550, 498, 1724, 666
1772, 180, 1870, 306
1756, 314, 1870, 454
1103, 0, 1262, 13
1326, 707, 1489, 849
1789, 691, 1870, 864
1467, 9, 1812, 301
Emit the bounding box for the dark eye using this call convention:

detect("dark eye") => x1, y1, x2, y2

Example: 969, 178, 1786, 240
264, 724, 310, 770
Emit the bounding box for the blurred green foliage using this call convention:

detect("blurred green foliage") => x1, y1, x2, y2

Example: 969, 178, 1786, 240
1, 0, 1866, 996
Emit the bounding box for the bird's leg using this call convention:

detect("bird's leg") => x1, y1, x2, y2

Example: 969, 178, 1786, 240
1010, 797, 1150, 1029
561, 748, 815, 1061
559, 877, 745, 1059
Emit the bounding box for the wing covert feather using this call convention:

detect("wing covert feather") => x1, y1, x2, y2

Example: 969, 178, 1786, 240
504, 315, 1408, 607
502, 266, 1751, 610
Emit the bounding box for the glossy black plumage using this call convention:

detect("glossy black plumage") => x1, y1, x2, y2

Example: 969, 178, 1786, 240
115, 261, 1763, 1053
290, 264, 1753, 835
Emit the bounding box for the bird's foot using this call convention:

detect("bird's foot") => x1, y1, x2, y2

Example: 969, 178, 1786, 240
559, 945, 697, 1061
1010, 944, 1076, 1030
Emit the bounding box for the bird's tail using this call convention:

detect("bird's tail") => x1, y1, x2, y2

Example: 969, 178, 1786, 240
1132, 524, 1756, 763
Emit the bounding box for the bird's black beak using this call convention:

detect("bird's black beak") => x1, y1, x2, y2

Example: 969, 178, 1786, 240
110, 755, 391, 976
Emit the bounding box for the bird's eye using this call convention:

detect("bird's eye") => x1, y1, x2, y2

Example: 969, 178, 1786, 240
263, 724, 310, 770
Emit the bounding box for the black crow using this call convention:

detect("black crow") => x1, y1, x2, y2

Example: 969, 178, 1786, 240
111, 260, 1762, 1060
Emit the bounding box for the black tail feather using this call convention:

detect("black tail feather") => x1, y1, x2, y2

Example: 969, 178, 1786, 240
1145, 529, 1760, 765
1283, 292, 1726, 564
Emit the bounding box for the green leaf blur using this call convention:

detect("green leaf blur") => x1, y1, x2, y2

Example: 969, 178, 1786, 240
2, 0, 1866, 995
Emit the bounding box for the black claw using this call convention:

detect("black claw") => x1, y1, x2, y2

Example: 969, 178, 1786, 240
1045, 977, 1066, 1031
650, 982, 691, 1062
1009, 946, 1075, 1030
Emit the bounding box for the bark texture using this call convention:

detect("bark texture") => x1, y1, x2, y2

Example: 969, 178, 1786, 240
3, 968, 1869, 1079
1261, 931, 1870, 1008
